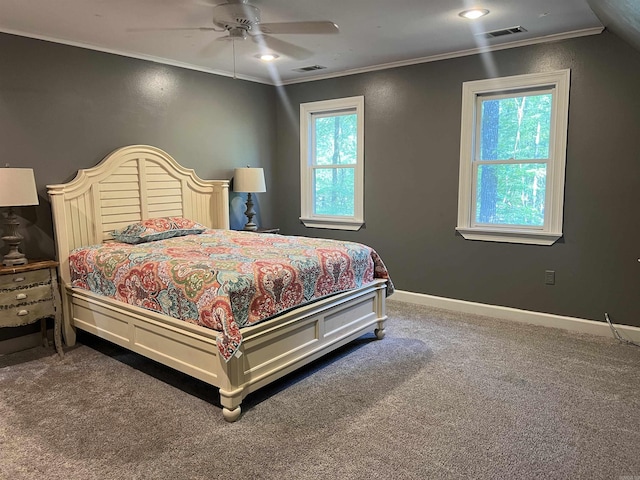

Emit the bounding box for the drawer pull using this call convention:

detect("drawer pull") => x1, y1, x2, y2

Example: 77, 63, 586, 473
15, 293, 27, 300
14, 276, 25, 283
17, 309, 29, 316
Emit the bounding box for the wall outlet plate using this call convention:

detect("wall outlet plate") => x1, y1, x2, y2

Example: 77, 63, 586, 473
545, 270, 556, 285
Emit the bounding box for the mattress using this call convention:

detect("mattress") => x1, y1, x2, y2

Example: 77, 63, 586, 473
69, 229, 393, 361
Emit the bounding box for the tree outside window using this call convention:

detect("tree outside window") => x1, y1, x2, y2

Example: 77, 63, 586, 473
457, 70, 570, 245
475, 92, 552, 227
313, 113, 357, 216
300, 96, 364, 231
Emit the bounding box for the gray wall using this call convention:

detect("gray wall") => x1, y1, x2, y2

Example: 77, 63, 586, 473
275, 31, 640, 327
0, 32, 277, 257
1, 29, 639, 349
0, 33, 276, 343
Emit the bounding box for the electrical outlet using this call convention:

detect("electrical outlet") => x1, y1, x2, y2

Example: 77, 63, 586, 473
545, 270, 555, 285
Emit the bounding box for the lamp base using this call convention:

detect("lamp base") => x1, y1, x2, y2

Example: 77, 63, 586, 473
242, 192, 259, 232
2, 255, 28, 267
2, 208, 28, 267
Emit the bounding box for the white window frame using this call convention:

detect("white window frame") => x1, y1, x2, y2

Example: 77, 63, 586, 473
456, 70, 570, 245
300, 96, 364, 231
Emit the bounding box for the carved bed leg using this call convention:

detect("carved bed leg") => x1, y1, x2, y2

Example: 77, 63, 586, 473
219, 385, 243, 422
222, 406, 242, 422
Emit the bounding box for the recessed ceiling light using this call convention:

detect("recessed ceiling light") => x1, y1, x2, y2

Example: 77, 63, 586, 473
256, 53, 279, 62
459, 9, 490, 19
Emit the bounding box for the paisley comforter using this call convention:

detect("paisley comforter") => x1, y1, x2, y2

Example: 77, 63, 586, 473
69, 230, 393, 361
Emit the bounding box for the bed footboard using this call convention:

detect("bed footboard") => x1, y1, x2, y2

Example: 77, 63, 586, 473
64, 279, 388, 421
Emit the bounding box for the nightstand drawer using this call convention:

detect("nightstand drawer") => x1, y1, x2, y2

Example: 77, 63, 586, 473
0, 284, 53, 308
0, 302, 56, 328
0, 268, 51, 288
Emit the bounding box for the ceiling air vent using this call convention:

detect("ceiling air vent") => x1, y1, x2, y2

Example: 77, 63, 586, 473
477, 26, 528, 39
293, 65, 327, 72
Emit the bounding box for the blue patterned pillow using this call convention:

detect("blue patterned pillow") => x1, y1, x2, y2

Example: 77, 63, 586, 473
112, 217, 206, 244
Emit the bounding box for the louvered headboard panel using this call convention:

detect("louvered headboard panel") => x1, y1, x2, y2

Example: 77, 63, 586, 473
48, 145, 229, 285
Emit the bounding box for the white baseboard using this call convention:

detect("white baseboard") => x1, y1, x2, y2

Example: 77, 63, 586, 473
390, 290, 640, 344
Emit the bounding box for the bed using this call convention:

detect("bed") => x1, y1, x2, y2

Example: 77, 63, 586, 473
47, 145, 391, 421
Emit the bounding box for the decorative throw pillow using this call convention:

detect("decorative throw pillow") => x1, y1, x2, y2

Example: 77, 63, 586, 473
112, 217, 206, 244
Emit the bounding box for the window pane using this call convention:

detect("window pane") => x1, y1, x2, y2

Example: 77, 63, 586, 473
480, 94, 552, 161
314, 114, 357, 166
313, 168, 355, 216
475, 163, 546, 226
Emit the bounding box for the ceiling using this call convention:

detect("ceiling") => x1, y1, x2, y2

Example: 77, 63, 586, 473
0, 0, 605, 85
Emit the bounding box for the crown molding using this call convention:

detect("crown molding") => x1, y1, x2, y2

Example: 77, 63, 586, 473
0, 28, 271, 85
279, 27, 604, 86
1, 26, 604, 87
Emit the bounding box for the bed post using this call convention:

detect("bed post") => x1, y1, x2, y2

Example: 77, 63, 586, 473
212, 181, 230, 230
218, 352, 245, 422
374, 285, 388, 340
47, 184, 76, 346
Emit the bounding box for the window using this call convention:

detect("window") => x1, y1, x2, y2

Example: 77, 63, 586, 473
300, 96, 364, 230
456, 70, 570, 245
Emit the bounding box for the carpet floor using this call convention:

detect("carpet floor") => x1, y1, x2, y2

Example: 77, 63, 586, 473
1, 299, 639, 479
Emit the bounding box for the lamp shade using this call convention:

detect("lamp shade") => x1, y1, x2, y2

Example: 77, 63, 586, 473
0, 168, 39, 207
234, 167, 266, 193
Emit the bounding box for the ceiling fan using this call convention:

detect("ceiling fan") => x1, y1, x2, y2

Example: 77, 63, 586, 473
133, 0, 339, 61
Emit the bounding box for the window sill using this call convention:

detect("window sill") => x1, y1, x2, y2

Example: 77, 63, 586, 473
455, 227, 562, 246
300, 217, 364, 231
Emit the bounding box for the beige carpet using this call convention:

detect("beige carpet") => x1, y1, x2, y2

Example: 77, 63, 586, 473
1, 299, 639, 479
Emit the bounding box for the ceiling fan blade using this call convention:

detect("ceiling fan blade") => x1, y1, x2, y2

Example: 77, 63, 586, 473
126, 27, 220, 33
257, 21, 339, 35
251, 34, 312, 60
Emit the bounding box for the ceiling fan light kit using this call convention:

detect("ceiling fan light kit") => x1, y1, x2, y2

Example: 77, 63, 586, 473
225, 27, 248, 40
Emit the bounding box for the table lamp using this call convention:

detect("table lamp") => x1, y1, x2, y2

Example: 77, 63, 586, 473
233, 167, 266, 231
0, 168, 39, 266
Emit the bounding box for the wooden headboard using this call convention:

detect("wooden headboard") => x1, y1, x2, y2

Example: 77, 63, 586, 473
47, 145, 230, 285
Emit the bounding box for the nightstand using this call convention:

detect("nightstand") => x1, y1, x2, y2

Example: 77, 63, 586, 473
254, 228, 280, 234
0, 260, 63, 357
